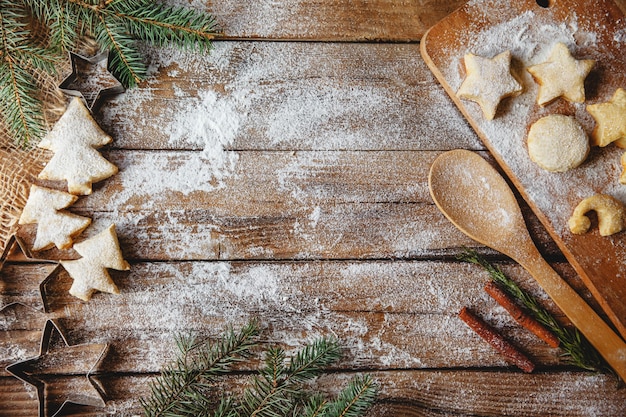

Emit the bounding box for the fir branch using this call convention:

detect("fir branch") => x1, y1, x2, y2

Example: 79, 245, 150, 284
0, 1, 54, 146
106, 0, 218, 52
66, 0, 219, 87
299, 395, 328, 417
49, 1, 81, 53
0, 60, 44, 146
288, 337, 342, 384
212, 398, 237, 417
457, 248, 608, 373
241, 338, 344, 417
325, 375, 378, 417
1, 0, 219, 145
141, 322, 377, 417
241, 347, 293, 417
141, 320, 260, 417
94, 13, 145, 87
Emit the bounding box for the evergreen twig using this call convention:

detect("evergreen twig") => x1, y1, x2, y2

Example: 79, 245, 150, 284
457, 248, 609, 373
141, 322, 378, 417
240, 337, 342, 417
1, 0, 220, 146
140, 320, 260, 417
0, 0, 58, 146
325, 375, 379, 417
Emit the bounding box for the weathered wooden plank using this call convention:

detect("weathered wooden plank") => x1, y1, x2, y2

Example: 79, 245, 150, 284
1, 260, 598, 375
204, 0, 465, 41
2, 369, 624, 417
96, 42, 479, 152
158, 0, 626, 43
22, 150, 559, 261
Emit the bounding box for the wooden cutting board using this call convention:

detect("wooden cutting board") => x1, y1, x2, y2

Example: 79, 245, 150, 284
421, 0, 626, 339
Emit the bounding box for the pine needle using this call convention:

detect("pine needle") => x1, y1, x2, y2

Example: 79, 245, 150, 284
0, 0, 220, 145
0, 0, 55, 146
141, 320, 260, 417
140, 322, 378, 417
457, 248, 609, 373
326, 375, 378, 417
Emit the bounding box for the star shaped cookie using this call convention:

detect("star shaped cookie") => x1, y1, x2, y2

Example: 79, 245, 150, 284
19, 185, 92, 251
60, 224, 130, 301
6, 320, 108, 417
527, 42, 595, 106
38, 97, 118, 195
457, 50, 523, 120
587, 88, 626, 147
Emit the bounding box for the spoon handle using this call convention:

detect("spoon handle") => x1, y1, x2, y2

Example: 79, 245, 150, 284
524, 255, 626, 380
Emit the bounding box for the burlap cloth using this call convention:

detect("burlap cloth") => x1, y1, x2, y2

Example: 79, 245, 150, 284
1, 39, 99, 251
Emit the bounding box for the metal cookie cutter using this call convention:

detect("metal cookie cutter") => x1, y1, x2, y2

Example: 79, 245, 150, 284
58, 51, 125, 112
0, 235, 61, 313
5, 319, 109, 417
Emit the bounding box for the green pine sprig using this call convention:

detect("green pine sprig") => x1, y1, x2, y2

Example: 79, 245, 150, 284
141, 322, 378, 417
313, 375, 379, 417
0, 0, 59, 146
2, 0, 220, 146
239, 337, 343, 417
458, 248, 609, 374
140, 320, 261, 417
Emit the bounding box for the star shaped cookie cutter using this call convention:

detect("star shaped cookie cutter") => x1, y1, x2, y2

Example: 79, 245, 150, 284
0, 234, 61, 313
6, 319, 108, 417
58, 51, 125, 112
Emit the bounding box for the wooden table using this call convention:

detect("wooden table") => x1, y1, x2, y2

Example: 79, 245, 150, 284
2, 1, 626, 415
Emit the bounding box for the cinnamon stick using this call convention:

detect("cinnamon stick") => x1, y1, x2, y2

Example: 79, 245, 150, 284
485, 281, 560, 348
459, 307, 535, 373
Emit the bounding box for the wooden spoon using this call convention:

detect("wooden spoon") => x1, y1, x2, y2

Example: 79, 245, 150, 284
428, 149, 626, 379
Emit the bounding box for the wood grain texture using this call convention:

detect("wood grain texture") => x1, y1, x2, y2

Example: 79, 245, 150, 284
206, 0, 465, 41
20, 150, 559, 261
421, 0, 626, 340
2, 369, 625, 417
2, 260, 594, 375
96, 42, 479, 152
3, 0, 626, 415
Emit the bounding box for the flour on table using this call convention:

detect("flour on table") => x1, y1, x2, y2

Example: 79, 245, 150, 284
436, 2, 626, 241
168, 89, 240, 185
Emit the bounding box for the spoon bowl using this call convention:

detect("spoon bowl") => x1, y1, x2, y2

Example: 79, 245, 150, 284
429, 149, 626, 379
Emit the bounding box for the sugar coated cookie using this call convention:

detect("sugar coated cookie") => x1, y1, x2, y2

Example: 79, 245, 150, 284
61, 224, 130, 301
19, 185, 91, 251
527, 43, 594, 106
457, 50, 522, 120
587, 88, 626, 147
38, 97, 118, 195
569, 194, 625, 236
527, 115, 589, 172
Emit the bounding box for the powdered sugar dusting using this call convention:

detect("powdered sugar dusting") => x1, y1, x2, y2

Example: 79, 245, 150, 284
102, 41, 478, 152
168, 90, 240, 183
437, 0, 626, 241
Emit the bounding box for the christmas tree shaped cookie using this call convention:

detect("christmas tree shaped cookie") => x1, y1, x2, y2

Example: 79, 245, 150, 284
38, 97, 118, 195
19, 185, 91, 251
61, 224, 130, 301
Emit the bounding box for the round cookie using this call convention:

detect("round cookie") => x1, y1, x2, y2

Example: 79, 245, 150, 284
527, 114, 589, 172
